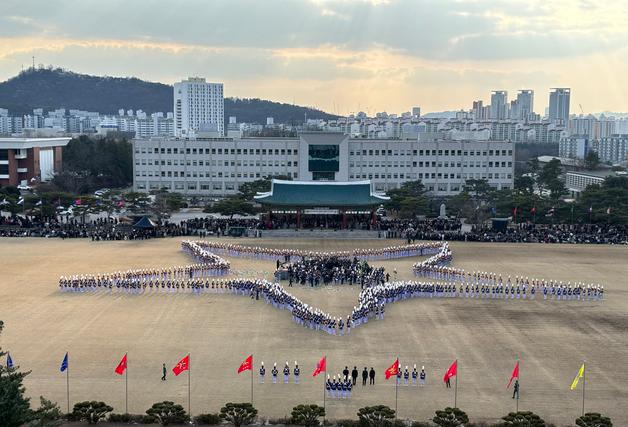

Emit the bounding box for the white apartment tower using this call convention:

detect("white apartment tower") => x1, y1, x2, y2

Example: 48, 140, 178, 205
174, 77, 224, 137
549, 88, 570, 125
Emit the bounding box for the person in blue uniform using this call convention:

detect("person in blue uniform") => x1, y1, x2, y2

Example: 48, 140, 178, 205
294, 361, 300, 384
259, 362, 266, 384
419, 366, 426, 386
403, 366, 409, 386
283, 361, 290, 384
326, 375, 332, 397
271, 363, 278, 384
411, 364, 418, 386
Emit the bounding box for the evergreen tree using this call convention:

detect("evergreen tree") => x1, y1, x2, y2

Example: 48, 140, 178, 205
0, 321, 33, 427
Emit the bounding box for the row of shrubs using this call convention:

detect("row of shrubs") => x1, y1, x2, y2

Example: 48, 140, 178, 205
29, 397, 613, 427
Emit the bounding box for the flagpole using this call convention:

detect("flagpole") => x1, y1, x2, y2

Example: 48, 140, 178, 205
454, 359, 458, 409
322, 356, 326, 423
250, 354, 254, 405
582, 361, 586, 417
125, 353, 128, 415
394, 357, 398, 419
188, 353, 191, 417
516, 356, 519, 413
66, 352, 70, 414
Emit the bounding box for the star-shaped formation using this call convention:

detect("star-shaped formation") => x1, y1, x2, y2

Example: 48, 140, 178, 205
58, 241, 604, 335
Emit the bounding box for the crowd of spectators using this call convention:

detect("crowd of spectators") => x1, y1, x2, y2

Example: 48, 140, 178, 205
1, 213, 627, 244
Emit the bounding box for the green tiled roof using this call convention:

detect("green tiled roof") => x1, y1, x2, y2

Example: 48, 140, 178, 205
254, 180, 389, 207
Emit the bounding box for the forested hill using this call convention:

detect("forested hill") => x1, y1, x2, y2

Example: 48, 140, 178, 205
0, 68, 339, 124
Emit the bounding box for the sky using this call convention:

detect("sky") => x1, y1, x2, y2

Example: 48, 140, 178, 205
1, 0, 628, 115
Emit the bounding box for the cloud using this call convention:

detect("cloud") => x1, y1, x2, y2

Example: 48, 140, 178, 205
0, 0, 627, 113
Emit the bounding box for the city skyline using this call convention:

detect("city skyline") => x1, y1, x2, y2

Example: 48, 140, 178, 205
1, 0, 627, 115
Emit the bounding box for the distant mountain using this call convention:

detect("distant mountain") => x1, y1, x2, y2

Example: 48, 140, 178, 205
421, 111, 459, 119
0, 67, 339, 124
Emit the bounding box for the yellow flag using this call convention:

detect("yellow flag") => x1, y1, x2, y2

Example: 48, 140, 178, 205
570, 364, 585, 390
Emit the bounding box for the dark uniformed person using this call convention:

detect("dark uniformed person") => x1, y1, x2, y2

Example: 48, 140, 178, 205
403, 366, 410, 386
283, 361, 290, 384
369, 367, 376, 385
294, 361, 300, 384
259, 362, 266, 384
351, 366, 358, 385
512, 379, 519, 399
411, 364, 418, 386
420, 366, 426, 386
161, 363, 167, 381
362, 367, 368, 386
271, 363, 278, 384
343, 366, 349, 381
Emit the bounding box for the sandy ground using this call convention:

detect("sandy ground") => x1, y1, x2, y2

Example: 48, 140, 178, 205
0, 237, 627, 426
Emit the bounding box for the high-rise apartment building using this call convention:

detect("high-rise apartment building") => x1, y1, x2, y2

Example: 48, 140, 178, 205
514, 90, 534, 120
490, 91, 508, 119
173, 77, 224, 137
549, 88, 570, 125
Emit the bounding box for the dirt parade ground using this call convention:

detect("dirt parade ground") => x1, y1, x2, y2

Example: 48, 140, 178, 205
0, 237, 627, 425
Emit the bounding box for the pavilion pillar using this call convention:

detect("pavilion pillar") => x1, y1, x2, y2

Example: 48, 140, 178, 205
371, 209, 378, 228
296, 209, 302, 229
267, 209, 273, 229
342, 210, 347, 229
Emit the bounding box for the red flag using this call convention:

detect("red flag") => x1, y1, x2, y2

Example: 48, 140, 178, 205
530, 207, 536, 214
114, 353, 127, 375
384, 358, 399, 380
172, 354, 189, 376
312, 356, 326, 377
513, 207, 518, 216
238, 355, 253, 374
75, 199, 82, 206
507, 362, 519, 388
443, 360, 457, 383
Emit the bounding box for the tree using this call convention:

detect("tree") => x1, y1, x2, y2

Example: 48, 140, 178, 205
537, 158, 565, 199
238, 175, 292, 201
56, 135, 133, 193
500, 411, 546, 426
527, 157, 540, 176
576, 412, 613, 427
584, 151, 600, 171
357, 405, 396, 427
219, 402, 258, 427
432, 407, 469, 427
28, 397, 63, 427
71, 401, 113, 424
0, 320, 33, 427
514, 175, 535, 193
145, 401, 189, 425
291, 404, 325, 427
205, 196, 256, 218
463, 178, 494, 202
385, 180, 429, 218
151, 190, 184, 219
124, 192, 151, 214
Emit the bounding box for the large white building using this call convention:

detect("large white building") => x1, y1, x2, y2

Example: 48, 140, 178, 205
173, 77, 224, 137
132, 133, 514, 198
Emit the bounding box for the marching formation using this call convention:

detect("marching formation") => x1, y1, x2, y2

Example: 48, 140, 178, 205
186, 241, 443, 261
412, 242, 603, 296
58, 240, 605, 335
